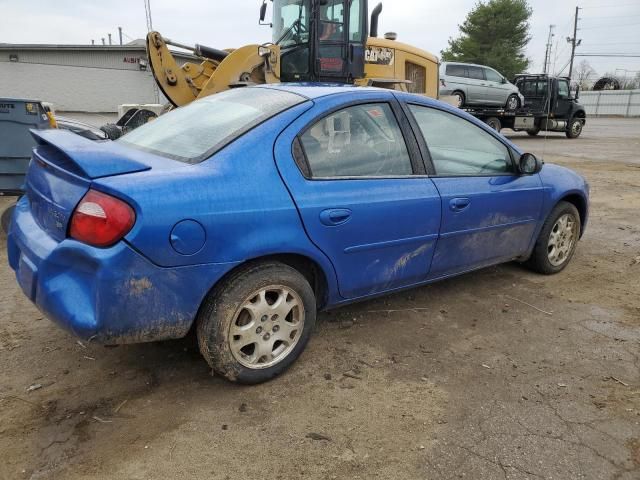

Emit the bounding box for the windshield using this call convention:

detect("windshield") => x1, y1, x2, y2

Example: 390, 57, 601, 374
272, 0, 309, 47
118, 88, 304, 163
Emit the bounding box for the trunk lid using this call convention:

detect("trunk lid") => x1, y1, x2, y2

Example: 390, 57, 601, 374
26, 130, 151, 241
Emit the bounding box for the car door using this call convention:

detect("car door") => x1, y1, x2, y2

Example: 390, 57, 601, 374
465, 65, 488, 104
274, 94, 442, 299
483, 67, 507, 106
555, 78, 572, 118
406, 103, 544, 278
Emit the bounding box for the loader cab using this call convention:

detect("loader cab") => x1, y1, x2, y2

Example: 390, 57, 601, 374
268, 0, 367, 83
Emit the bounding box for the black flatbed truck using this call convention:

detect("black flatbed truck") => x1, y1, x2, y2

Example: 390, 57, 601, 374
462, 75, 587, 139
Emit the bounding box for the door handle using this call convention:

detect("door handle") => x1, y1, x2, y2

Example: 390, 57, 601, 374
320, 208, 352, 226
449, 198, 471, 211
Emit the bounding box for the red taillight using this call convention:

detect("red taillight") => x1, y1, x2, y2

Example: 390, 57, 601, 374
69, 189, 135, 247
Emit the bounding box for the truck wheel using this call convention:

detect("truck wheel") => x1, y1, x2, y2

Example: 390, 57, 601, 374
524, 201, 581, 275
452, 91, 465, 108
506, 94, 520, 111
485, 117, 502, 132
566, 118, 583, 139
197, 262, 316, 384
527, 127, 540, 136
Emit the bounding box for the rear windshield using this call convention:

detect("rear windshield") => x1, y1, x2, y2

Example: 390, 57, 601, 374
515, 78, 549, 97
118, 88, 305, 163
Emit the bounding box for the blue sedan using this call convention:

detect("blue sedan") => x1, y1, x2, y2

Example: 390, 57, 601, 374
8, 85, 589, 383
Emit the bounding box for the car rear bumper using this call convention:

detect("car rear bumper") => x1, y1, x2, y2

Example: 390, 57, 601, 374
8, 196, 237, 344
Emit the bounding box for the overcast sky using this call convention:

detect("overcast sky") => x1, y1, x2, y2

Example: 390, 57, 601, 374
2, 0, 639, 80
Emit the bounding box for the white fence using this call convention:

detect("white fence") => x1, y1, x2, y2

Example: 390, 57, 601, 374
579, 90, 640, 117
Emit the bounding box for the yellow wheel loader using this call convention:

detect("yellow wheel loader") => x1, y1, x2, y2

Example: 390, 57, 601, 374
147, 1, 439, 108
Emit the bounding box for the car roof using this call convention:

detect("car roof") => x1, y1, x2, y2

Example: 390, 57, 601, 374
441, 61, 491, 69
255, 83, 384, 100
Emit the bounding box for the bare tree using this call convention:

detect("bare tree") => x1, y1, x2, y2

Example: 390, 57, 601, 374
574, 60, 596, 89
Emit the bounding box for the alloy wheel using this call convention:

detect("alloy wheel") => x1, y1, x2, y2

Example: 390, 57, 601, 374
547, 213, 578, 266
229, 286, 305, 369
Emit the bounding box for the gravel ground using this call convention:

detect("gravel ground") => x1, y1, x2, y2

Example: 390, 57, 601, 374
0, 118, 638, 480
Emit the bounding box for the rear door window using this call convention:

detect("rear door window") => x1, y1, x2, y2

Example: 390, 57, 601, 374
467, 66, 485, 80
446, 64, 467, 78
299, 103, 413, 178
119, 88, 305, 163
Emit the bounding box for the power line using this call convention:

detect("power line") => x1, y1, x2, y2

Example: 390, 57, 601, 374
579, 3, 640, 9
579, 22, 640, 30
581, 42, 640, 46
579, 14, 640, 19
143, 0, 154, 32
576, 53, 640, 57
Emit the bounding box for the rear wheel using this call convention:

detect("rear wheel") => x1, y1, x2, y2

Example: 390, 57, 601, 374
506, 94, 520, 111
525, 201, 581, 274
197, 262, 316, 384
566, 117, 583, 139
485, 117, 502, 132
452, 91, 465, 108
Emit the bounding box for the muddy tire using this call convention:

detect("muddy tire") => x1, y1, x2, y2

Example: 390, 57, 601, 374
525, 201, 581, 275
197, 262, 316, 384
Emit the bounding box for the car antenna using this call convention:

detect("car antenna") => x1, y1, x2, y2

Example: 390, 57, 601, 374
541, 75, 552, 161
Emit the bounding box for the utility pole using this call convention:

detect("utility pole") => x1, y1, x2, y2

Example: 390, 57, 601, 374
543, 25, 555, 74
567, 6, 582, 79
118, 26, 123, 45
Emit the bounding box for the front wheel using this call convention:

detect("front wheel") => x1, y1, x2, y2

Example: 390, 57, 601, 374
566, 117, 584, 138
524, 201, 581, 275
197, 262, 316, 384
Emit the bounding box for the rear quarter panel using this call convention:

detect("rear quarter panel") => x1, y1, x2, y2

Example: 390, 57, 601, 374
96, 100, 340, 300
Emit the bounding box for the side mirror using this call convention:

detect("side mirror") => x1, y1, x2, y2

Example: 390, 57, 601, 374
259, 1, 267, 23
519, 153, 543, 175
501, 77, 507, 84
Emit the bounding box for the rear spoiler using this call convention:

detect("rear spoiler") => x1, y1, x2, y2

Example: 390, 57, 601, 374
31, 129, 151, 179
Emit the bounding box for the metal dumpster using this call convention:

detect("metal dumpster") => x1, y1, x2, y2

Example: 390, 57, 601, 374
0, 98, 53, 195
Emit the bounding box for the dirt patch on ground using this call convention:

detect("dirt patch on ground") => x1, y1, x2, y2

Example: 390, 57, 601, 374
0, 118, 639, 479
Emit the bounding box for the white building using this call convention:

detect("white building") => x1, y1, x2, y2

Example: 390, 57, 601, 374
0, 41, 195, 113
